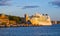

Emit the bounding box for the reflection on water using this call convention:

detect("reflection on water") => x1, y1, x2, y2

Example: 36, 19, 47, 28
0, 24, 60, 36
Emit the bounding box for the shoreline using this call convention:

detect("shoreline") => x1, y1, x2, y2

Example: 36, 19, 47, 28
0, 24, 52, 28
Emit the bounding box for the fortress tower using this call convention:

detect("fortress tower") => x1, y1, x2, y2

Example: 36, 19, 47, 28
24, 14, 29, 23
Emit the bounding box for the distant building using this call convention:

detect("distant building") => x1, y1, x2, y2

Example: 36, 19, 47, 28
0, 13, 9, 25
0, 13, 16, 26
24, 13, 52, 26
51, 21, 57, 24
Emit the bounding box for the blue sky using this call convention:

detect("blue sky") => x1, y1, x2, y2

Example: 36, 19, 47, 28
0, 0, 60, 20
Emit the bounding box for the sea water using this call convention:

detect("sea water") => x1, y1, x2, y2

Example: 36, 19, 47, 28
0, 24, 60, 36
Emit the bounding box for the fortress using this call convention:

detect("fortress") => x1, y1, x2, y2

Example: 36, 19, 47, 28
25, 13, 52, 26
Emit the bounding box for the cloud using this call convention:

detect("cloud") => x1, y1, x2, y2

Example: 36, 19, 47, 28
22, 6, 39, 9
0, 0, 11, 6
49, 0, 60, 7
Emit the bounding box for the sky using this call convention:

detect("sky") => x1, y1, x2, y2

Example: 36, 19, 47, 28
0, 0, 60, 21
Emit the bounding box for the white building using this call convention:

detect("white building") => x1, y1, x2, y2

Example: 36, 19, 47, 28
25, 13, 52, 26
